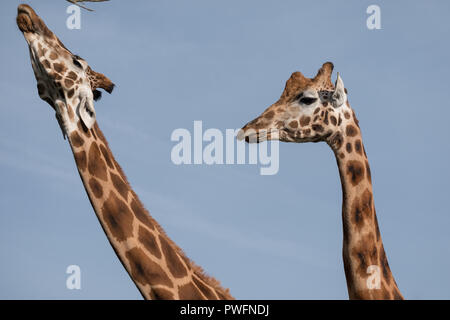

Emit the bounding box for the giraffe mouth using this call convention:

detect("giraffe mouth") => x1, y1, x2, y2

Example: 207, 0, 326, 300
238, 126, 329, 144
237, 128, 280, 143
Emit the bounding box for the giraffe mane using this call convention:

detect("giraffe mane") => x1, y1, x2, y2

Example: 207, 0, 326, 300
93, 124, 231, 297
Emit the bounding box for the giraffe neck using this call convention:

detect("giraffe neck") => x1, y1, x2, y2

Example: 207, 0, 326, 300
328, 113, 403, 300
67, 120, 232, 300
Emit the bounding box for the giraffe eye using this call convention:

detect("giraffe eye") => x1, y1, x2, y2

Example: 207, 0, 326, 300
300, 97, 317, 105
72, 57, 82, 68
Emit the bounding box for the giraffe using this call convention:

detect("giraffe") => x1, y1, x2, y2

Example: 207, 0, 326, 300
16, 4, 232, 300
238, 62, 404, 300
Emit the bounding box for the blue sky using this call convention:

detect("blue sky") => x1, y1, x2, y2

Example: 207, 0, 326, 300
1, 0, 449, 299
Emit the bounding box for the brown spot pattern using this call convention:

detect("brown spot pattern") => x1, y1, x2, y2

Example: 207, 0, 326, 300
49, 51, 58, 60
264, 111, 274, 119
312, 124, 324, 132
125, 247, 173, 288
67, 71, 78, 81
88, 177, 103, 199
289, 120, 298, 128
67, 88, 74, 99
42, 59, 51, 69
88, 142, 108, 181
99, 144, 114, 169
350, 240, 378, 283
101, 192, 134, 242
346, 124, 358, 137
64, 78, 74, 88
178, 282, 205, 300
73, 150, 87, 172
193, 276, 218, 300
70, 131, 84, 148
53, 63, 65, 74
346, 160, 365, 186
110, 172, 129, 200
159, 235, 188, 278
344, 111, 351, 119
351, 189, 373, 229
346, 142, 352, 153
330, 115, 337, 126
67, 105, 75, 121
138, 226, 162, 259
131, 198, 155, 230
354, 251, 367, 278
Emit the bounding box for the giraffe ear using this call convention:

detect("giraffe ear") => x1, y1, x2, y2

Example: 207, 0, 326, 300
78, 96, 96, 130
332, 72, 346, 108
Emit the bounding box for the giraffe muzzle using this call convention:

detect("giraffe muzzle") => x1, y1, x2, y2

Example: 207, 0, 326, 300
237, 128, 280, 143
17, 4, 53, 39
16, 5, 34, 33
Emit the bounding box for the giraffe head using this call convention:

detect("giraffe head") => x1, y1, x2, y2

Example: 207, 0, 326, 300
238, 62, 351, 150
16, 4, 114, 135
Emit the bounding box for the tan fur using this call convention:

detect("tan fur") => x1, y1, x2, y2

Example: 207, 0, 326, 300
17, 4, 232, 300
239, 62, 403, 300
